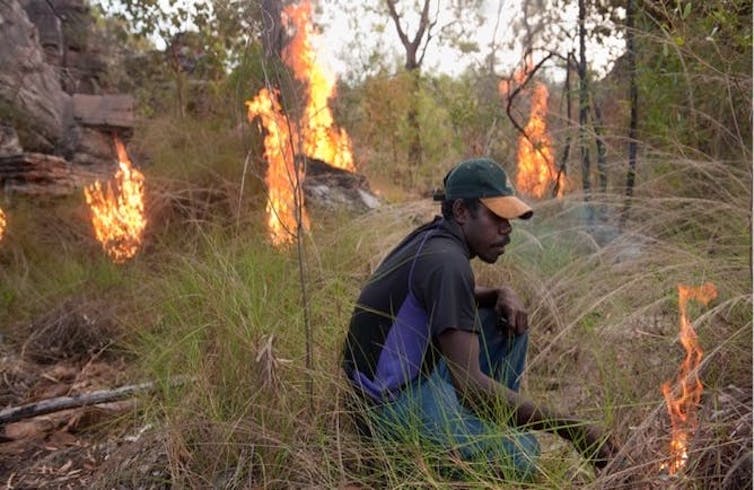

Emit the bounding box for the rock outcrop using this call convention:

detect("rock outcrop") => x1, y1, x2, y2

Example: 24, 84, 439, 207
0, 0, 134, 194
0, 0, 69, 154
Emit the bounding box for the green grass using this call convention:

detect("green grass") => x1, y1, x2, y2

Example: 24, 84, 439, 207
0, 114, 750, 488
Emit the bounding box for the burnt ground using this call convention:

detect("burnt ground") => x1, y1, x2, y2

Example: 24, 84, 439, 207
0, 299, 171, 489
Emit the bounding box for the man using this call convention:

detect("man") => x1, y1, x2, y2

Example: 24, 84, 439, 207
342, 158, 614, 480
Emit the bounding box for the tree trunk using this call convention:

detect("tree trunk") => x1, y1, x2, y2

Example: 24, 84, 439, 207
593, 100, 608, 220
407, 70, 423, 177
261, 0, 285, 59
554, 52, 575, 197
386, 0, 432, 176
621, 0, 638, 229
578, 0, 592, 214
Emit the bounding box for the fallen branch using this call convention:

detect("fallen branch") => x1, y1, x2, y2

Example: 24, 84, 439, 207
0, 378, 188, 425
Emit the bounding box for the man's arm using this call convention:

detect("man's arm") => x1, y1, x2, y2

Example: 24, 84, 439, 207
437, 328, 614, 468
474, 285, 528, 335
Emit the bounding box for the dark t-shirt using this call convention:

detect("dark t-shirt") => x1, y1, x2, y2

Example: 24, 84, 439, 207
342, 216, 480, 402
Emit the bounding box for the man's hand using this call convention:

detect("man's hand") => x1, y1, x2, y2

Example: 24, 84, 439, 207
495, 286, 528, 335
565, 423, 616, 469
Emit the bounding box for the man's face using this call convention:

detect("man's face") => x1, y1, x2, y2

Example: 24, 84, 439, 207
458, 201, 513, 264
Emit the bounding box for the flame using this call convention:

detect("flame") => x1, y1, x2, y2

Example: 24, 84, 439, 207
0, 207, 5, 242
246, 0, 353, 246
282, 0, 354, 172
84, 136, 147, 263
499, 59, 564, 198
246, 88, 310, 246
660, 282, 718, 475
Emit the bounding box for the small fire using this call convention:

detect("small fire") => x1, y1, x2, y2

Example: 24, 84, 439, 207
247, 0, 354, 245
660, 282, 718, 475
0, 207, 6, 241
84, 136, 147, 263
499, 58, 564, 198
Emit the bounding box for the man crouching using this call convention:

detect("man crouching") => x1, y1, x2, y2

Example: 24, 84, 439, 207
342, 158, 615, 481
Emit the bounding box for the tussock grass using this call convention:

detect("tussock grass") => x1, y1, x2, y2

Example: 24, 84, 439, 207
0, 121, 749, 488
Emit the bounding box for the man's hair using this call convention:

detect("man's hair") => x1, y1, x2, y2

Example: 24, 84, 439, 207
441, 198, 480, 221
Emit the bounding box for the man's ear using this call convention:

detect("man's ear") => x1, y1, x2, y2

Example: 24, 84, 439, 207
452, 199, 469, 224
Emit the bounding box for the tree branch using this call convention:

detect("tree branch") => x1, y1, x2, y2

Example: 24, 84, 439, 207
504, 52, 556, 172
0, 378, 190, 425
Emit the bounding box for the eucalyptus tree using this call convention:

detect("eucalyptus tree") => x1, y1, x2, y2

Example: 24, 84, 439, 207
326, 0, 485, 177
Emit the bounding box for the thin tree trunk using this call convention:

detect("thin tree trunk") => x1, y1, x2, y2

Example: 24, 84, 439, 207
554, 52, 575, 197
407, 69, 423, 177
386, 0, 432, 177
261, 0, 285, 59
593, 101, 608, 220
578, 0, 592, 216
621, 0, 638, 229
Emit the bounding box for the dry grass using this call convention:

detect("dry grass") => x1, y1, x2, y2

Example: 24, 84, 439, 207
0, 115, 748, 488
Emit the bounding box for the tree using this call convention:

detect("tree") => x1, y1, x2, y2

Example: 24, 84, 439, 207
97, 0, 270, 115
328, 0, 484, 181
384, 0, 433, 170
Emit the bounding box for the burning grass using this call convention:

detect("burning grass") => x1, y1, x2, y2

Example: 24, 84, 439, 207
0, 141, 749, 487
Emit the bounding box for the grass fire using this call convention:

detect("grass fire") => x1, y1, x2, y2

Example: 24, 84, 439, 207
0, 0, 749, 487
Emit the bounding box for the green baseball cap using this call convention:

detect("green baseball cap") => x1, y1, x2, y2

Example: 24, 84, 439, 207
433, 158, 533, 220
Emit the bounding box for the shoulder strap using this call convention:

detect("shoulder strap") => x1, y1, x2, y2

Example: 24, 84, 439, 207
407, 221, 441, 287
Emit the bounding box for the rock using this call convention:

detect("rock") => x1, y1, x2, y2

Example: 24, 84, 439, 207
0, 125, 23, 157
72, 94, 134, 129
22, 0, 108, 94
0, 0, 69, 153
0, 0, 137, 192
67, 126, 117, 168
300, 157, 381, 213
0, 152, 105, 195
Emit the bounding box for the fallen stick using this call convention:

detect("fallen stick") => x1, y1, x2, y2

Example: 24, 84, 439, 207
0, 378, 188, 425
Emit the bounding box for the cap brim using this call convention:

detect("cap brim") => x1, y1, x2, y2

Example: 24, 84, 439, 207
480, 196, 533, 220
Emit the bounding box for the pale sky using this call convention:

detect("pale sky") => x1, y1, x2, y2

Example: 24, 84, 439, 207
317, 0, 626, 83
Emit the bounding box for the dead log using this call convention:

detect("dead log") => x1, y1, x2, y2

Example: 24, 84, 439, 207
0, 378, 184, 425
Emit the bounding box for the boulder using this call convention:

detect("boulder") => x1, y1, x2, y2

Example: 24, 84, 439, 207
301, 157, 381, 213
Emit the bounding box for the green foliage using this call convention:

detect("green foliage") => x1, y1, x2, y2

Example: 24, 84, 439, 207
635, 0, 752, 158
336, 69, 512, 192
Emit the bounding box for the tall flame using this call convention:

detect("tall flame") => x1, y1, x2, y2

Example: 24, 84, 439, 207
0, 208, 8, 240
247, 0, 354, 246
0, 207, 5, 242
660, 282, 718, 475
84, 136, 147, 263
499, 59, 564, 198
283, 0, 354, 171
246, 88, 310, 246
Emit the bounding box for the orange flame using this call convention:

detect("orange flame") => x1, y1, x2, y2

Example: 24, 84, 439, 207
0, 207, 5, 242
246, 88, 310, 246
282, 0, 354, 172
660, 282, 718, 475
84, 136, 147, 263
499, 59, 564, 198
247, 0, 354, 246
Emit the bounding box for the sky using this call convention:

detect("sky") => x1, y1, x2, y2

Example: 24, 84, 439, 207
316, 0, 626, 83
